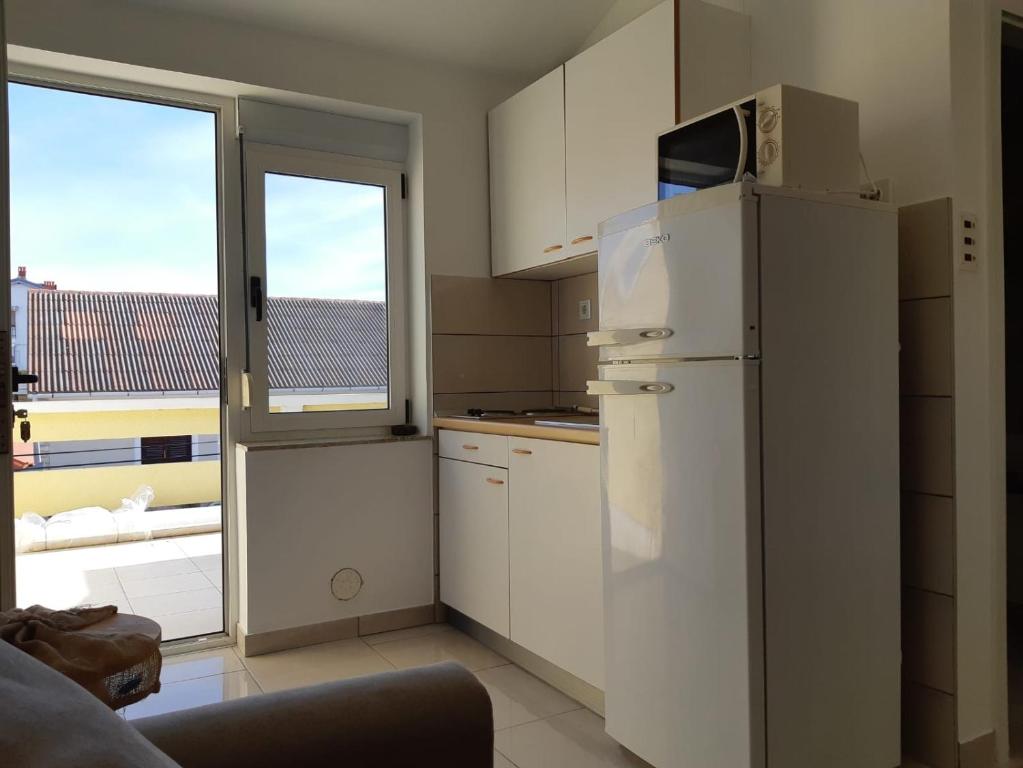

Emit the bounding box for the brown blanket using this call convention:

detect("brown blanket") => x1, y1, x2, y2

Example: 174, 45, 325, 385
0, 605, 161, 707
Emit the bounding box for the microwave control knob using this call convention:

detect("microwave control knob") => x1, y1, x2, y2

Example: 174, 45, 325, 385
757, 105, 781, 133
758, 138, 780, 170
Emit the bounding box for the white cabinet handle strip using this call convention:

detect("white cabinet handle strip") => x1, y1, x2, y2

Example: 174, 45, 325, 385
486, 477, 505, 485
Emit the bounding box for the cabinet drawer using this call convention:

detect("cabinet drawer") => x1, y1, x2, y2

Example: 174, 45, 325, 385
438, 429, 508, 467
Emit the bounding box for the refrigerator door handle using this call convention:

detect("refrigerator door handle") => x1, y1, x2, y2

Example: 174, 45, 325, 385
586, 328, 674, 347
586, 380, 675, 396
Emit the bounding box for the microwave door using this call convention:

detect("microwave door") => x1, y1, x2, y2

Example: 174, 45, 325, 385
658, 100, 756, 199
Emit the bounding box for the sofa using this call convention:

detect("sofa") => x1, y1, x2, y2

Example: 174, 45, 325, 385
0, 638, 494, 767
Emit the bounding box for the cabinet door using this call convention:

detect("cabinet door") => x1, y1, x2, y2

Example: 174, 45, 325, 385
438, 458, 510, 637
509, 438, 603, 687
565, 1, 675, 258
489, 66, 567, 276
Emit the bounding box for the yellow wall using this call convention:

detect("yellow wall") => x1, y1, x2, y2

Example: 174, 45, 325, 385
15, 460, 220, 518
11, 406, 221, 517
17, 407, 219, 443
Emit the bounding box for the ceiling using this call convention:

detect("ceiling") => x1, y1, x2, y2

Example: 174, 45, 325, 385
128, 0, 620, 77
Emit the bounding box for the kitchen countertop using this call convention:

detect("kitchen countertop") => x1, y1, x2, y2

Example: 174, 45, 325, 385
433, 415, 600, 445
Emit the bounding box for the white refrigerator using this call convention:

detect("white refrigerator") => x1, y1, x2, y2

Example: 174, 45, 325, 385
588, 183, 900, 768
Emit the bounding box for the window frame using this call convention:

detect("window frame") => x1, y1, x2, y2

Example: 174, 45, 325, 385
242, 142, 407, 432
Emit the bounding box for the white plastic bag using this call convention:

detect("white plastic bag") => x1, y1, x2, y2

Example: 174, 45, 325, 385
113, 485, 156, 542
14, 513, 46, 553
44, 507, 116, 549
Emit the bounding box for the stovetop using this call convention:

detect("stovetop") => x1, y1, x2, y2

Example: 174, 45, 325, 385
448, 407, 588, 421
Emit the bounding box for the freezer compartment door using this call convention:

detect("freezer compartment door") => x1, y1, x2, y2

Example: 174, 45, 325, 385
596, 360, 764, 768
595, 195, 758, 361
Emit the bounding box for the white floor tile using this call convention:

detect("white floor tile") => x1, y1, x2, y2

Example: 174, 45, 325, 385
494, 751, 517, 768
123, 669, 259, 720
361, 622, 449, 646
160, 647, 244, 685
204, 569, 223, 590
153, 607, 224, 642
130, 587, 221, 617
241, 638, 394, 693
173, 533, 222, 558
191, 554, 222, 572
370, 627, 507, 672
476, 664, 581, 730
117, 556, 199, 583
494, 709, 653, 768
122, 571, 215, 598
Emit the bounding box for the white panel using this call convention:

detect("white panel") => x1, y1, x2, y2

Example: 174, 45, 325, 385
508, 437, 603, 688
564, 0, 675, 260
238, 439, 433, 634
600, 360, 763, 768
438, 458, 510, 637
596, 193, 758, 360
238, 98, 408, 162
757, 191, 899, 768
489, 66, 567, 276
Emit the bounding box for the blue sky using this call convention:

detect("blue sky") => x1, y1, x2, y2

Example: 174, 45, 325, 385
9, 83, 386, 301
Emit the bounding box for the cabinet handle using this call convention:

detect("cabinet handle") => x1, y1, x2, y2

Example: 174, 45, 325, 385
571, 235, 594, 245
543, 244, 563, 254
511, 448, 532, 456
486, 477, 505, 485
462, 444, 479, 451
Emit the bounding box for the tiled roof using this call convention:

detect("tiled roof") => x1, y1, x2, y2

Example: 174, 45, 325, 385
27, 289, 387, 394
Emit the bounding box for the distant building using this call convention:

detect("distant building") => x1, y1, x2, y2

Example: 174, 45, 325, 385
9, 275, 388, 516
10, 266, 55, 374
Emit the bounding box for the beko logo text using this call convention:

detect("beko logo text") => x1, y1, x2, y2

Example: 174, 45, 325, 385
643, 234, 671, 247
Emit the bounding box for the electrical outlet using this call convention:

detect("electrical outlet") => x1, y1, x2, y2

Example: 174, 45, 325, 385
860, 177, 893, 203
578, 299, 592, 321
960, 212, 979, 271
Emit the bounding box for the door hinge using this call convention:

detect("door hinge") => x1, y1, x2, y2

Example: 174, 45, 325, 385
400, 173, 407, 199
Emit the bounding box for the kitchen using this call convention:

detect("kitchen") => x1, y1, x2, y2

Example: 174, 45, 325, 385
430, 2, 899, 767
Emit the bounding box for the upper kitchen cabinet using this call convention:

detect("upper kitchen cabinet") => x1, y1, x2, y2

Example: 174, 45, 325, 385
564, 1, 675, 260
489, 66, 567, 277
489, 1, 675, 278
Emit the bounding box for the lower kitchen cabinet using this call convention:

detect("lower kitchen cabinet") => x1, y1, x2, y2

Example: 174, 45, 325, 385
509, 437, 604, 689
438, 457, 510, 637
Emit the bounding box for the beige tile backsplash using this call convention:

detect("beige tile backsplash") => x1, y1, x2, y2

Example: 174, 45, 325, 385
432, 335, 552, 393
431, 273, 599, 414
897, 197, 957, 767
557, 334, 599, 393
432, 276, 551, 336
899, 297, 953, 397
902, 587, 955, 694
898, 198, 953, 301
901, 492, 955, 596
903, 682, 956, 768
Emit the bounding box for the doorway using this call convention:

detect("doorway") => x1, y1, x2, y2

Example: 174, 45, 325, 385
1004, 14, 1023, 759
6, 80, 226, 642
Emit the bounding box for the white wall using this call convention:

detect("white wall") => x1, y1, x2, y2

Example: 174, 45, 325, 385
743, 0, 953, 207
579, 0, 666, 51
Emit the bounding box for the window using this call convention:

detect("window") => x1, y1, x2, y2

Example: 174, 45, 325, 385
243, 144, 406, 431
141, 435, 193, 465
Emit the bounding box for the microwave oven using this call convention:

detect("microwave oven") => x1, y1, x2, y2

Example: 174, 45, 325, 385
657, 84, 860, 199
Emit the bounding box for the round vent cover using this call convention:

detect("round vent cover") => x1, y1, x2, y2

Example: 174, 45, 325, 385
331, 568, 363, 601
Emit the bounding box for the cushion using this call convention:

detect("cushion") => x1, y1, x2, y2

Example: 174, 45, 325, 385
0, 638, 179, 767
